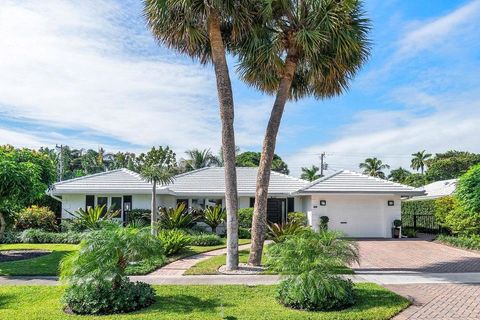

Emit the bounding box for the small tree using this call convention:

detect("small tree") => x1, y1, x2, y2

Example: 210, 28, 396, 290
301, 165, 321, 181
359, 158, 390, 178
202, 206, 226, 234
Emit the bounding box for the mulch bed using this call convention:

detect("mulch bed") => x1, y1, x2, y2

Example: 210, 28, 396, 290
0, 250, 51, 263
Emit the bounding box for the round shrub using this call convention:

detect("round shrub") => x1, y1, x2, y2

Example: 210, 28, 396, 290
63, 279, 155, 315
238, 208, 253, 228
157, 229, 191, 255
15, 205, 57, 232
288, 212, 308, 226
20, 229, 85, 244
188, 233, 223, 246
238, 227, 251, 239
277, 270, 355, 311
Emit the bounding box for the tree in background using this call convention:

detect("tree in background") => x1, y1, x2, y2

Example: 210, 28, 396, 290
236, 151, 290, 175
138, 146, 177, 236
0, 146, 56, 240
301, 165, 321, 181
388, 167, 411, 183
359, 158, 390, 179
425, 151, 480, 182
402, 173, 428, 188
239, 0, 371, 265
180, 149, 220, 172
411, 150, 431, 174
144, 0, 258, 270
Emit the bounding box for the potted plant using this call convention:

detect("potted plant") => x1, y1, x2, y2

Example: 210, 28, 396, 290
392, 219, 402, 238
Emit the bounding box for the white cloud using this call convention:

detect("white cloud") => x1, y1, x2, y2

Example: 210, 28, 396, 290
0, 0, 265, 153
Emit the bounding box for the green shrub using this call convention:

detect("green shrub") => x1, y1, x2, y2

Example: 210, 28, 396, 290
188, 233, 223, 246
66, 205, 119, 230
15, 206, 57, 232
402, 227, 417, 238
158, 203, 196, 229
434, 196, 456, 227
201, 206, 226, 233
60, 219, 87, 233
437, 234, 480, 250
287, 212, 307, 226
456, 164, 480, 213
267, 221, 308, 243
63, 279, 155, 315
238, 227, 251, 239
20, 229, 85, 244
157, 229, 191, 255
0, 230, 21, 243
238, 208, 253, 228
277, 270, 355, 311
126, 209, 151, 225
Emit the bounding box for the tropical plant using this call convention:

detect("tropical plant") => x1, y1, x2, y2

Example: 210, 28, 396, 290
157, 229, 191, 255
202, 205, 226, 233
181, 149, 220, 172
188, 232, 223, 246
267, 220, 308, 243
287, 212, 308, 226
411, 150, 432, 174
266, 230, 359, 311
143, 0, 256, 271
319, 216, 329, 230
60, 225, 164, 290
236, 152, 290, 175
243, 0, 371, 265
359, 157, 390, 179
66, 205, 119, 230
139, 146, 176, 236
14, 205, 57, 232
158, 203, 196, 229
425, 151, 480, 182
456, 164, 480, 213
388, 167, 412, 183
301, 165, 321, 181
238, 207, 254, 228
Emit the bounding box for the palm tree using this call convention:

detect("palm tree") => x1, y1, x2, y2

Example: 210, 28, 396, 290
140, 165, 175, 236
301, 165, 321, 181
359, 158, 390, 179
239, 0, 371, 265
388, 167, 411, 183
182, 149, 220, 171
411, 150, 432, 174
144, 0, 256, 270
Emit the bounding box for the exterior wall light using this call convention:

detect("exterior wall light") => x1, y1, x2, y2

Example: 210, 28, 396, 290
387, 200, 394, 206
320, 200, 327, 206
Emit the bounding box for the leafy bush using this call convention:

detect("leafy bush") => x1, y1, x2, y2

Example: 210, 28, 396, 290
15, 205, 57, 232
63, 279, 155, 315
402, 227, 417, 238
0, 230, 21, 243
188, 233, 223, 246
158, 203, 196, 229
267, 230, 358, 311
455, 163, 480, 219
20, 229, 85, 244
66, 205, 120, 230
60, 219, 88, 233
437, 234, 480, 251
319, 216, 329, 230
287, 212, 307, 226
434, 196, 456, 227
277, 270, 354, 311
201, 206, 226, 233
238, 227, 251, 239
267, 221, 308, 243
126, 209, 150, 224
238, 208, 253, 228
435, 196, 480, 235
157, 229, 191, 255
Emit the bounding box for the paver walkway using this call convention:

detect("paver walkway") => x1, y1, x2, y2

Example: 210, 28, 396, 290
148, 243, 252, 276
354, 239, 480, 273
386, 284, 480, 320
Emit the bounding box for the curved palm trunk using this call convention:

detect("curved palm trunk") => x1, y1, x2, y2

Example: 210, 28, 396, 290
248, 52, 298, 266
208, 11, 239, 270
151, 180, 157, 236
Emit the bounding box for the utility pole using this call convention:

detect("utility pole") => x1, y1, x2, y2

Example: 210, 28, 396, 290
320, 152, 325, 177
55, 144, 63, 182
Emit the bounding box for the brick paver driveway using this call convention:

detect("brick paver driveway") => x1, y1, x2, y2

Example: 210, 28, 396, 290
354, 239, 480, 273
386, 284, 480, 320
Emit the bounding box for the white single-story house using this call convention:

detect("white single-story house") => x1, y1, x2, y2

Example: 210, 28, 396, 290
406, 179, 457, 201
49, 167, 424, 238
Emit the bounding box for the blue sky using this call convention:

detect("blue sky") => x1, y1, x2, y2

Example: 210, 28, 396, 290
0, 0, 479, 176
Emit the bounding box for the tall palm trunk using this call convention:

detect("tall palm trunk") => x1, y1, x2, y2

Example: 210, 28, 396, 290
207, 11, 239, 270
151, 180, 157, 236
248, 51, 298, 266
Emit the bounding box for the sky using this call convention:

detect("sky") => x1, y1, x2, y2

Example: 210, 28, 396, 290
0, 0, 479, 177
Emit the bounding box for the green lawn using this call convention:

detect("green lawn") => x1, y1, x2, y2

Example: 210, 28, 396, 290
0, 244, 78, 276
0, 284, 409, 320
0, 239, 251, 276
185, 249, 353, 275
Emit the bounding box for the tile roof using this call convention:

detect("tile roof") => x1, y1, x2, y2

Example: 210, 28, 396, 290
407, 179, 457, 201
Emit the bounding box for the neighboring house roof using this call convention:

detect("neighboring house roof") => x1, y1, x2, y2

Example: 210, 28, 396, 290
407, 179, 457, 201
51, 167, 424, 197
295, 170, 424, 196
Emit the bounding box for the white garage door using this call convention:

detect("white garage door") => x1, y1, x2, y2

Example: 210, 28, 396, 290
327, 198, 384, 237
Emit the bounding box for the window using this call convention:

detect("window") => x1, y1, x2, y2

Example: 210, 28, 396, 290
85, 195, 95, 211
191, 198, 205, 210
177, 199, 188, 207
111, 197, 122, 217
287, 198, 295, 213
249, 197, 255, 208
97, 196, 108, 213
206, 198, 222, 208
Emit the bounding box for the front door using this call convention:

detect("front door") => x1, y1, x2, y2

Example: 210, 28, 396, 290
267, 199, 286, 224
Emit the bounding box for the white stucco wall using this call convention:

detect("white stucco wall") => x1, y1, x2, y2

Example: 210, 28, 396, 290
304, 194, 401, 238
61, 194, 85, 219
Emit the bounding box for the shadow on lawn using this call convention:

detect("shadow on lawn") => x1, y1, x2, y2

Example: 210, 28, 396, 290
0, 293, 13, 308
148, 294, 231, 314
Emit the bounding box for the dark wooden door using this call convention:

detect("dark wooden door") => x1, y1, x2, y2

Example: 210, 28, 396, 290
267, 199, 285, 224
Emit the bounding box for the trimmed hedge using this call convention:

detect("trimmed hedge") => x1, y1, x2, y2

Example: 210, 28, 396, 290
437, 234, 480, 251
401, 199, 436, 216
188, 233, 223, 246
19, 229, 85, 244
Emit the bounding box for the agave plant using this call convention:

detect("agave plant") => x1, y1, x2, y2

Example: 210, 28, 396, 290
158, 202, 196, 229
202, 206, 226, 234
66, 205, 119, 230
267, 220, 308, 243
